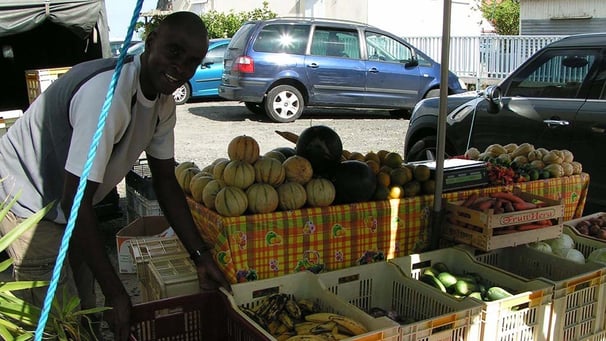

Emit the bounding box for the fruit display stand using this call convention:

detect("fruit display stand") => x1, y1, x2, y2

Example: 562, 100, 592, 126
188, 195, 433, 284
471, 245, 606, 340
225, 271, 400, 340
317, 261, 483, 341
390, 247, 553, 341
187, 173, 589, 284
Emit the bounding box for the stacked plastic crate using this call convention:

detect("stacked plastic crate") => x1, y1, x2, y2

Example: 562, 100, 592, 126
125, 159, 163, 222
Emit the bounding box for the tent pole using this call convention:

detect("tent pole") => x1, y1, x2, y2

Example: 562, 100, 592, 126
430, 0, 452, 250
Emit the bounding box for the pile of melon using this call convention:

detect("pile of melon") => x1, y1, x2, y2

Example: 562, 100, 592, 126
465, 143, 583, 179
174, 126, 436, 217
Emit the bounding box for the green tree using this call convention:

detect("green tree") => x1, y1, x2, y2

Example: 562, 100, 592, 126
477, 0, 520, 35
202, 1, 277, 38
135, 2, 277, 40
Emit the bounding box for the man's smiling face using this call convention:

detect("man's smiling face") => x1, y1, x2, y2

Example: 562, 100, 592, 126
140, 22, 209, 99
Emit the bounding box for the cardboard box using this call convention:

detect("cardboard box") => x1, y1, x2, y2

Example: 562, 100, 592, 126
115, 216, 174, 273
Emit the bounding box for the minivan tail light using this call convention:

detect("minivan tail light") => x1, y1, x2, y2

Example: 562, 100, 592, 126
233, 56, 254, 73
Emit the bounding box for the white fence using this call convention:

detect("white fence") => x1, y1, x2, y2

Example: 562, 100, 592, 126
404, 35, 566, 88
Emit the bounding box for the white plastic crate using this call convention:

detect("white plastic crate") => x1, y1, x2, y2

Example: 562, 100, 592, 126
390, 247, 553, 341
317, 261, 483, 341
129, 236, 188, 283
226, 271, 400, 341
563, 225, 606, 260
126, 185, 163, 222
472, 245, 606, 341
563, 212, 606, 253
144, 255, 199, 302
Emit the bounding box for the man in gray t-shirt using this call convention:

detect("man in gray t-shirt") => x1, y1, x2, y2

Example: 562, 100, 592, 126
0, 12, 229, 340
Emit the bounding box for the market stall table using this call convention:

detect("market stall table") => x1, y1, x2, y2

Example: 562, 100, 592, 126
188, 173, 589, 284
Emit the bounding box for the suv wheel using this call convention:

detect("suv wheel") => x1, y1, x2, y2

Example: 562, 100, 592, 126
245, 102, 266, 115
406, 136, 455, 162
265, 85, 304, 123
173, 83, 191, 105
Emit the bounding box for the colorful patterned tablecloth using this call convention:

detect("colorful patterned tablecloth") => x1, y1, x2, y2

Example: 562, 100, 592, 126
188, 173, 589, 284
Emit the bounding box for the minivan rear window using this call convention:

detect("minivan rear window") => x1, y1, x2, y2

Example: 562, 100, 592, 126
230, 23, 256, 50
253, 24, 310, 55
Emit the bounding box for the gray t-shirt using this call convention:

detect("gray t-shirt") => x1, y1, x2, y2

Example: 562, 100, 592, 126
0, 55, 176, 223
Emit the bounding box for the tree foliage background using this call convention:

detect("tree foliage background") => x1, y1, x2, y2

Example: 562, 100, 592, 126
135, 1, 277, 40
477, 0, 520, 35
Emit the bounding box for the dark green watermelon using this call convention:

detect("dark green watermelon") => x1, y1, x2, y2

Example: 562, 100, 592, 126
272, 147, 296, 159
333, 160, 377, 204
296, 125, 343, 177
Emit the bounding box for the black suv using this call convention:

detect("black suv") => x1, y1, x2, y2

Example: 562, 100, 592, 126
404, 33, 606, 212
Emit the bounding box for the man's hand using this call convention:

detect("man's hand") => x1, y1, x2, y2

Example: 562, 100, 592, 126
104, 291, 132, 341
195, 251, 231, 292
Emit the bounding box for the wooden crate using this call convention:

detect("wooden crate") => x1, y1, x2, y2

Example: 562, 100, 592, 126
25, 67, 71, 104
444, 189, 564, 251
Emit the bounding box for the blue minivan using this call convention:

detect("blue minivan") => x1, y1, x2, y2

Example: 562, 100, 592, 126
219, 17, 466, 122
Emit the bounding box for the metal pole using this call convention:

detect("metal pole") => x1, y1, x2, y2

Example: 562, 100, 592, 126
430, 0, 452, 250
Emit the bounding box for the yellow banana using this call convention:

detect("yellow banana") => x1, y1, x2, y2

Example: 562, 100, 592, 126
285, 335, 328, 341
276, 332, 296, 341
310, 322, 336, 334
331, 315, 368, 335
294, 322, 319, 335
278, 310, 295, 330
285, 298, 302, 319
331, 326, 350, 340
304, 313, 337, 323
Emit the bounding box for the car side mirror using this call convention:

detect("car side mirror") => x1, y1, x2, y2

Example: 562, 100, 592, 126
405, 57, 419, 67
483, 85, 502, 113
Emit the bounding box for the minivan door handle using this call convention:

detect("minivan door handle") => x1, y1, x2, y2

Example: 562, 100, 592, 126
368, 67, 379, 73
543, 119, 570, 128
307, 63, 319, 68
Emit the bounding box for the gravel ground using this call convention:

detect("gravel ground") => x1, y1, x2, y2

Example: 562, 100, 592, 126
94, 98, 409, 339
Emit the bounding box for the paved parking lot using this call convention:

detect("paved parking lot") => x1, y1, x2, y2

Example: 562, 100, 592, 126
172, 99, 410, 168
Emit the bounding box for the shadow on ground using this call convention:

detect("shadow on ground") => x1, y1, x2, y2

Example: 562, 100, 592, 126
186, 99, 405, 122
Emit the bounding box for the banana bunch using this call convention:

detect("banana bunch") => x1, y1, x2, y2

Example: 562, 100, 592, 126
239, 293, 368, 340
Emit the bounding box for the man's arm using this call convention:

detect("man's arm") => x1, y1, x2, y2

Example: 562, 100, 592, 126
61, 171, 131, 340
146, 154, 230, 290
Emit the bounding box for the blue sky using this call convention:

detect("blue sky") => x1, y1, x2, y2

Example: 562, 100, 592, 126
105, 0, 156, 41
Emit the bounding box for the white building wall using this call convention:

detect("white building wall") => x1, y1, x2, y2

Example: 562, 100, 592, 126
521, 0, 606, 20
368, 0, 490, 37
182, 0, 490, 37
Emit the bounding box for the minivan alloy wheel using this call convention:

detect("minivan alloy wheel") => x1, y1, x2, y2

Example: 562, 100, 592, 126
265, 85, 304, 123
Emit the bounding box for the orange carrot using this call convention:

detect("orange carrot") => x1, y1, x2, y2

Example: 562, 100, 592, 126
472, 198, 495, 211
461, 193, 479, 208
490, 191, 525, 204
513, 201, 537, 211
516, 223, 546, 231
